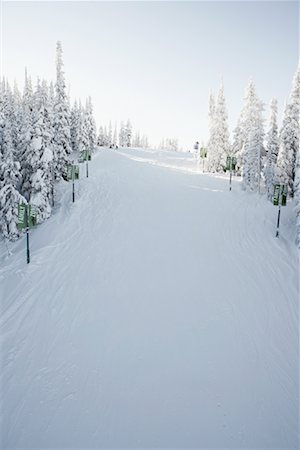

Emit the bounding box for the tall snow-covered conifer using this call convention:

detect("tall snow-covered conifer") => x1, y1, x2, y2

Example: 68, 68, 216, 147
97, 125, 105, 147
108, 120, 112, 147
141, 135, 149, 148
232, 115, 245, 170
113, 122, 117, 147
125, 119, 132, 147
28, 80, 54, 221
19, 69, 34, 195
0, 87, 25, 240
53, 41, 71, 179
241, 80, 265, 192
206, 91, 216, 170
70, 100, 81, 153
264, 98, 279, 199
79, 102, 89, 155
85, 97, 97, 151
207, 84, 230, 172
119, 121, 125, 147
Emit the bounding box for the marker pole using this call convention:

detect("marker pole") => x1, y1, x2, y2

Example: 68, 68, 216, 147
72, 167, 75, 203
25, 205, 30, 264
51, 165, 55, 207
276, 204, 281, 238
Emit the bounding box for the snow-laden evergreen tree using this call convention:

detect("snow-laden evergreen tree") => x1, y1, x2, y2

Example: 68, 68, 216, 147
70, 100, 80, 153
102, 130, 107, 147
132, 131, 149, 149
206, 91, 216, 170
2, 82, 15, 143
232, 114, 245, 170
141, 135, 149, 149
0, 100, 25, 240
27, 80, 54, 222
264, 98, 279, 199
277, 63, 300, 197
125, 119, 132, 147
207, 84, 230, 172
240, 80, 265, 191
23, 68, 33, 111
70, 100, 77, 152
17, 70, 35, 195
78, 102, 89, 156
108, 120, 112, 147
53, 41, 71, 179
48, 81, 55, 127
11, 81, 23, 160
85, 97, 97, 151
133, 131, 141, 148
49, 81, 55, 106
97, 125, 105, 147
0, 80, 22, 164
119, 121, 125, 147
244, 126, 263, 192
48, 81, 56, 161
113, 122, 118, 147
21, 79, 42, 200
118, 122, 123, 147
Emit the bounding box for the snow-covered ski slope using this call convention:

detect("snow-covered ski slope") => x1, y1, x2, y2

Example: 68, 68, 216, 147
0, 147, 299, 449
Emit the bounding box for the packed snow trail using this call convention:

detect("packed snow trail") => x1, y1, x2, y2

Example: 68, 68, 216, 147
0, 148, 298, 449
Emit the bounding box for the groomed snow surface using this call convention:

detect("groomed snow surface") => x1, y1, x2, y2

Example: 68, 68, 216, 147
0, 147, 299, 449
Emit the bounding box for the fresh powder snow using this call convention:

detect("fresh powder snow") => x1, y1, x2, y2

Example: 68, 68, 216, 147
0, 147, 298, 449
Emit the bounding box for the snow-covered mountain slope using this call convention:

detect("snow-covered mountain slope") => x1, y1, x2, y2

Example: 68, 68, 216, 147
0, 148, 298, 449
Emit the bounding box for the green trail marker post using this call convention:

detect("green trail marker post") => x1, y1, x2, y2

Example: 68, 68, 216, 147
18, 204, 37, 264
273, 184, 287, 237
226, 156, 237, 191
67, 164, 79, 202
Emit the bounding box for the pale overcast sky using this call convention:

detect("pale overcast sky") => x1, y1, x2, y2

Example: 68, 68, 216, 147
1, 1, 299, 149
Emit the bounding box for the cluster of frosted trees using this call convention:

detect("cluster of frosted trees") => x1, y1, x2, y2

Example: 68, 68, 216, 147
205, 63, 300, 243
97, 119, 149, 149
0, 41, 97, 241
160, 138, 179, 152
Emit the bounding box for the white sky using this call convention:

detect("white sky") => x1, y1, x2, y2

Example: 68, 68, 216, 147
1, 1, 299, 149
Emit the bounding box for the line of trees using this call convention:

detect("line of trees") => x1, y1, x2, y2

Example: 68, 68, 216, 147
0, 41, 97, 241
97, 119, 149, 149
205, 63, 300, 244
159, 138, 179, 152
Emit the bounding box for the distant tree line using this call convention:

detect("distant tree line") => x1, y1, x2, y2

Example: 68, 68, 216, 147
159, 138, 179, 152
97, 119, 149, 149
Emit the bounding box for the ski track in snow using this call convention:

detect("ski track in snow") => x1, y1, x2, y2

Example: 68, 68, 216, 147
0, 147, 299, 449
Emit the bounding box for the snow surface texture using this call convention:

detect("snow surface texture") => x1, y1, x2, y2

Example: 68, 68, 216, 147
0, 148, 299, 449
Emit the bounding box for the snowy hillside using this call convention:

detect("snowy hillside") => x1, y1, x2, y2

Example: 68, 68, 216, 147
0, 148, 298, 449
